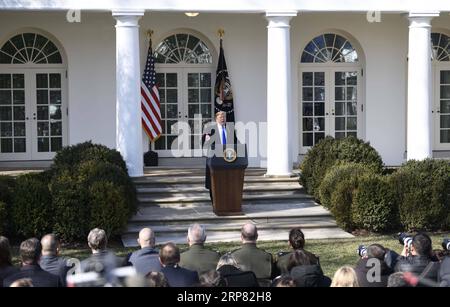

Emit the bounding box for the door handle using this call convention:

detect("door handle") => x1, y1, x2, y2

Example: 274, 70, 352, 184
437, 110, 441, 113
25, 117, 29, 120
331, 109, 335, 116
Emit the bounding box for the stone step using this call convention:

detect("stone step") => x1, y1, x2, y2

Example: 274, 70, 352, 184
131, 201, 328, 223
133, 176, 300, 185
122, 227, 353, 247
134, 182, 301, 191
137, 192, 313, 205
142, 167, 269, 177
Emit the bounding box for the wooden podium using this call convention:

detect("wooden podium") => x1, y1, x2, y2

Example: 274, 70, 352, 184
207, 144, 248, 216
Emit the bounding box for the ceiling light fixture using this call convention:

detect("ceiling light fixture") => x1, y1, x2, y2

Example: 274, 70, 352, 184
185, 12, 199, 17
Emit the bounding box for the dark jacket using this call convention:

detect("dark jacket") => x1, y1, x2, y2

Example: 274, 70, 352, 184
217, 265, 259, 287
289, 264, 331, 287
354, 258, 393, 287
180, 244, 220, 274
275, 249, 320, 275
3, 264, 61, 287
439, 256, 450, 286
161, 265, 199, 287
394, 255, 440, 282
129, 247, 161, 275
231, 243, 273, 287
0, 265, 19, 288
80, 251, 124, 273
39, 255, 71, 286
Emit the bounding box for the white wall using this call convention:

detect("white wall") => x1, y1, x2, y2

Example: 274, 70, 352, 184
1, 11, 448, 166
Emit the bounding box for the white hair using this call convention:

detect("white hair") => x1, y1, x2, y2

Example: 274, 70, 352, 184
188, 224, 206, 244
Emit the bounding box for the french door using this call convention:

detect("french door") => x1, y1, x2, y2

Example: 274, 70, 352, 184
153, 67, 214, 157
434, 65, 450, 150
299, 66, 362, 154
0, 69, 67, 160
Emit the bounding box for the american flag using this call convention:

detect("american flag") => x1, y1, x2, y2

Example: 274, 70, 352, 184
141, 41, 162, 141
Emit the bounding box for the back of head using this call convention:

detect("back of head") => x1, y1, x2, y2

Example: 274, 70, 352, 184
199, 270, 223, 287
10, 278, 34, 287
88, 228, 107, 252
287, 249, 316, 272
331, 266, 359, 287
188, 224, 207, 245
41, 234, 59, 256
367, 244, 386, 260
289, 227, 305, 250
412, 233, 432, 257
138, 227, 155, 248
241, 223, 258, 243
387, 272, 410, 287
216, 253, 239, 270
20, 238, 41, 265
146, 271, 169, 287
0, 236, 12, 266
159, 242, 180, 266
272, 275, 296, 287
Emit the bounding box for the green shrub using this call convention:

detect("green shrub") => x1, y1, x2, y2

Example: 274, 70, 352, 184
11, 172, 53, 238
319, 162, 375, 209
0, 175, 15, 235
330, 177, 358, 231
300, 136, 383, 200
0, 201, 7, 235
352, 174, 399, 232
52, 141, 127, 173
391, 159, 450, 231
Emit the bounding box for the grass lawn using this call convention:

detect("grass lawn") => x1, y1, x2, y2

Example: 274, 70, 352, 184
11, 233, 449, 278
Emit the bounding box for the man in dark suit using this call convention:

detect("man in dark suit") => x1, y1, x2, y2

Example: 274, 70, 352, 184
179, 224, 220, 274
3, 238, 61, 287
203, 111, 238, 201
160, 242, 199, 287
39, 234, 71, 287
0, 236, 19, 287
128, 227, 161, 275
230, 223, 274, 287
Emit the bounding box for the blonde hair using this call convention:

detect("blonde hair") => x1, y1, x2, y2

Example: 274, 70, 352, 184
331, 266, 359, 287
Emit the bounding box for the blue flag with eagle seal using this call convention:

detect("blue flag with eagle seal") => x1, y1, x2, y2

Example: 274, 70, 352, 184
214, 38, 235, 122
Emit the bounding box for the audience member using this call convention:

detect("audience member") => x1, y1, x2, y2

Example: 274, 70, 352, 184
0, 236, 18, 287
331, 266, 359, 287
128, 228, 161, 275
159, 242, 199, 287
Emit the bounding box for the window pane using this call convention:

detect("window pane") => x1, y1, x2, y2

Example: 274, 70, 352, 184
38, 137, 49, 152
36, 74, 48, 88
49, 105, 62, 120
14, 122, 25, 136
13, 106, 25, 120
440, 86, 450, 99
167, 135, 178, 150
37, 122, 49, 136
1, 122, 12, 137
314, 118, 325, 131
441, 100, 450, 113
51, 122, 62, 136
335, 132, 345, 139
335, 87, 345, 101
314, 87, 325, 101
51, 137, 62, 152
155, 136, 166, 150
335, 101, 345, 116
302, 72, 313, 86
166, 104, 177, 118
201, 104, 212, 118
37, 106, 48, 120
156, 73, 165, 87
441, 115, 450, 128
49, 74, 61, 88
303, 118, 313, 131
1, 138, 12, 153
188, 73, 199, 87
200, 89, 211, 103
13, 90, 24, 105
347, 117, 357, 130
302, 87, 313, 101
303, 133, 313, 146
314, 72, 325, 86
440, 71, 450, 84
335, 117, 345, 130
188, 104, 200, 118
441, 130, 450, 143
303, 103, 313, 116
335, 72, 345, 85
159, 90, 165, 103
347, 132, 357, 138
37, 90, 48, 104
347, 73, 357, 85
188, 89, 199, 103
314, 132, 325, 144
166, 89, 177, 103
200, 73, 211, 87
13, 74, 24, 88
0, 106, 12, 120
347, 102, 357, 116
347, 87, 357, 100
314, 103, 325, 116
0, 74, 11, 88
0, 91, 11, 105
14, 138, 25, 152
166, 74, 177, 87
50, 91, 61, 104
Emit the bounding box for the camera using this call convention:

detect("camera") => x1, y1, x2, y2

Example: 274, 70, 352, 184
398, 232, 413, 248
442, 238, 450, 251
357, 245, 367, 257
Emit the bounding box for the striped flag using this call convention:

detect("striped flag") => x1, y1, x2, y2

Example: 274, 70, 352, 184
141, 40, 162, 141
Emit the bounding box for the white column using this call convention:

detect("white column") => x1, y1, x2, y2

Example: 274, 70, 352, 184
265, 12, 296, 176
407, 12, 439, 160
113, 10, 144, 177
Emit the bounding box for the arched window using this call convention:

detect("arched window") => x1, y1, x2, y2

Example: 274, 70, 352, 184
431, 32, 450, 62
0, 33, 63, 64
154, 34, 212, 64
301, 34, 358, 63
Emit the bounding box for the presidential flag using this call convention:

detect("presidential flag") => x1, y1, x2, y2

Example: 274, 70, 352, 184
141, 39, 162, 141
214, 38, 235, 122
